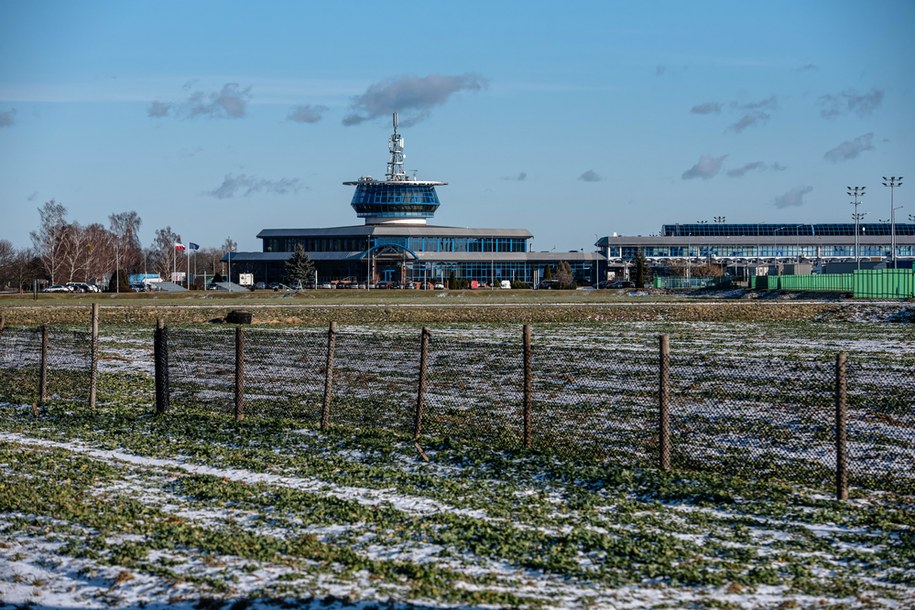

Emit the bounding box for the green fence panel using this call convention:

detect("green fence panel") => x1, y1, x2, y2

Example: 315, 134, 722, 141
854, 269, 915, 299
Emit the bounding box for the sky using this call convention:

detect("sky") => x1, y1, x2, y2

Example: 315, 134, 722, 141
2, 0, 914, 253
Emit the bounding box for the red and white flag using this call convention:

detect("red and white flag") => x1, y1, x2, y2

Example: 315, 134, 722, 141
175, 243, 186, 251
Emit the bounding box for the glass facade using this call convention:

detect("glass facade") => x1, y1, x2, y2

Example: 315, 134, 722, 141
619, 243, 913, 260
350, 183, 440, 219
264, 235, 529, 254
663, 223, 915, 237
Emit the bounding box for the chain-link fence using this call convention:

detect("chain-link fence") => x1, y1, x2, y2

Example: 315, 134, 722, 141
0, 325, 92, 405
1, 319, 912, 495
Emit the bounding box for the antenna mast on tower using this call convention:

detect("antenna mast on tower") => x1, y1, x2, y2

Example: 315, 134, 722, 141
386, 112, 407, 181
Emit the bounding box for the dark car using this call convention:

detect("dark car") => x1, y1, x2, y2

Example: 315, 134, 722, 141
608, 280, 636, 289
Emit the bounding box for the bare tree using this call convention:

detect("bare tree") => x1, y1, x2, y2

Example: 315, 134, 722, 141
57, 222, 92, 282
84, 223, 115, 285
151, 226, 182, 278
0, 240, 15, 289
109, 211, 143, 273
0, 242, 40, 292
30, 199, 67, 283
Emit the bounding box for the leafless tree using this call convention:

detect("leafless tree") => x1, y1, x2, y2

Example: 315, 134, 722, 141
57, 222, 92, 282
84, 223, 115, 285
109, 211, 143, 273
151, 226, 182, 278
29, 199, 68, 283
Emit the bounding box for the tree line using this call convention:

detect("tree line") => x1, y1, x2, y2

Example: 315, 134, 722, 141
0, 199, 236, 292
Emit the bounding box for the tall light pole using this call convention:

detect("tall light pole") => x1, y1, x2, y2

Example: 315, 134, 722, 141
848, 186, 865, 270
882, 176, 903, 266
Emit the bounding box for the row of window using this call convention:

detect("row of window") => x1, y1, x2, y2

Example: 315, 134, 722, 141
232, 259, 599, 285
663, 223, 915, 237
264, 236, 531, 254
351, 204, 438, 217
618, 244, 915, 258
350, 184, 441, 205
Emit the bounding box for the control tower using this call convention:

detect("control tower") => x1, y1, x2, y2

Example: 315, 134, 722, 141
344, 113, 447, 225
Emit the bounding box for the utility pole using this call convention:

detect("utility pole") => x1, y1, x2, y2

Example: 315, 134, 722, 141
848, 186, 866, 270
882, 177, 903, 266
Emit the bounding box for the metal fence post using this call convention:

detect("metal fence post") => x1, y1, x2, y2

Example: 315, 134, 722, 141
89, 303, 99, 408
39, 324, 49, 405
835, 352, 848, 501
659, 334, 671, 471
235, 325, 244, 422
321, 321, 337, 430
414, 326, 430, 440
154, 319, 169, 414
523, 324, 533, 449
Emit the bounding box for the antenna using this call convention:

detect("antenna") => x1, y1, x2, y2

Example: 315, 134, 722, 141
386, 112, 406, 181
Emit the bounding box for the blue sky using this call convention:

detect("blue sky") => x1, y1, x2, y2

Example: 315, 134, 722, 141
2, 0, 914, 253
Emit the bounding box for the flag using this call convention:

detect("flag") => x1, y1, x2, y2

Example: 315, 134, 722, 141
188, 242, 200, 251
175, 243, 186, 251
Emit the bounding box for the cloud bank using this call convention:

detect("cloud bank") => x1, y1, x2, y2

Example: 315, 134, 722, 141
205, 174, 301, 199
682, 155, 727, 180
148, 83, 252, 120
342, 73, 486, 127
824, 133, 874, 163
774, 185, 813, 209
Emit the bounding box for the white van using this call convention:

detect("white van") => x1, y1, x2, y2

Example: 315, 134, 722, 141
499, 280, 512, 289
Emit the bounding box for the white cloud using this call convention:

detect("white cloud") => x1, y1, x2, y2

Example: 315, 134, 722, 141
287, 104, 328, 123
774, 185, 813, 208
681, 155, 727, 180
149, 83, 252, 120
727, 161, 787, 177
0, 108, 16, 128
823, 133, 875, 163
690, 102, 722, 115
205, 174, 301, 199
342, 73, 486, 127
818, 89, 883, 119
578, 170, 603, 182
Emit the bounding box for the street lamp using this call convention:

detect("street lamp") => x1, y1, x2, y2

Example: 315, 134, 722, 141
882, 176, 903, 266
713, 216, 726, 223
848, 186, 866, 270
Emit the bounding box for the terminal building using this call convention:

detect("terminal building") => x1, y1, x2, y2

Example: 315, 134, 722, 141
227, 114, 603, 287
598, 222, 915, 277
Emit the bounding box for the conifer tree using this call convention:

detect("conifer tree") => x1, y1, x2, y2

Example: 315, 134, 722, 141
285, 244, 315, 286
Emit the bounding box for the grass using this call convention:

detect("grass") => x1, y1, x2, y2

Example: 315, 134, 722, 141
1, 400, 914, 608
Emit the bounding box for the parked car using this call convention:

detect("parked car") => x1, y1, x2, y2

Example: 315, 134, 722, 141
608, 280, 636, 289
254, 281, 266, 290
433, 283, 445, 290
43, 284, 71, 293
